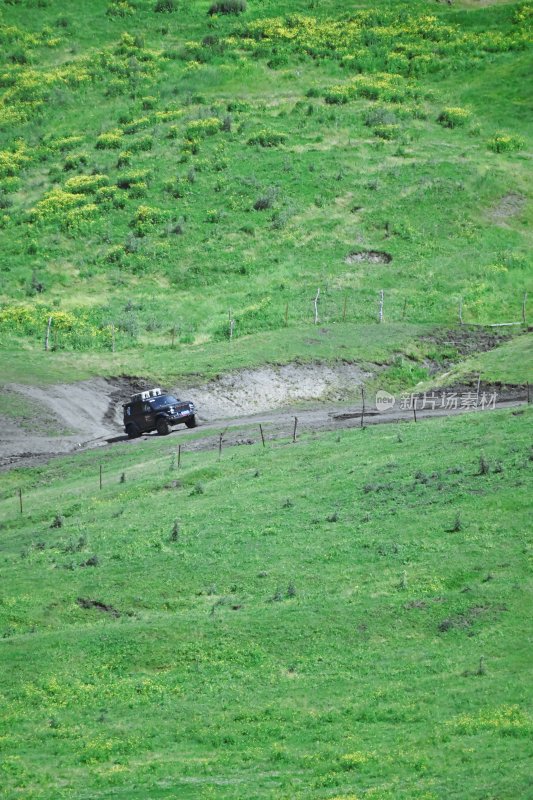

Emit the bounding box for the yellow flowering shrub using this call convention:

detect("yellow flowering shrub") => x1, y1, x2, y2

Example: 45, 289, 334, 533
437, 107, 470, 128
0, 304, 112, 350
185, 117, 222, 138
96, 129, 124, 149
30, 187, 86, 221
64, 174, 109, 194
449, 705, 532, 736
488, 132, 525, 153
0, 143, 28, 178
233, 10, 531, 76
325, 73, 417, 105
122, 116, 152, 134
154, 109, 183, 122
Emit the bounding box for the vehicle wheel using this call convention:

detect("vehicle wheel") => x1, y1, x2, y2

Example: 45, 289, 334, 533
156, 417, 171, 436
126, 424, 140, 439
185, 415, 197, 429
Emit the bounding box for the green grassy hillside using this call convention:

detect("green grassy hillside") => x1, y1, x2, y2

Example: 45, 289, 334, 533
0, 407, 532, 798
0, 0, 531, 384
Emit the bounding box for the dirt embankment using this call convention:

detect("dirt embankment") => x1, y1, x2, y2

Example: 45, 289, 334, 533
0, 363, 372, 469
0, 354, 528, 471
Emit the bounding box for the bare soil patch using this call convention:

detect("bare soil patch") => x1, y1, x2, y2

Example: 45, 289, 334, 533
490, 192, 526, 224
76, 598, 121, 617
345, 250, 392, 265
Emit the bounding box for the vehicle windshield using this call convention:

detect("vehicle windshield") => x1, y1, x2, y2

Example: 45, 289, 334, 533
149, 395, 179, 408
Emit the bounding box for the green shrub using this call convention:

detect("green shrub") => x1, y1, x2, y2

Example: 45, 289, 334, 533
129, 182, 147, 198
248, 130, 286, 147
364, 107, 398, 127
372, 124, 400, 140
116, 151, 132, 167
164, 178, 185, 199
122, 117, 151, 135
324, 87, 350, 105
154, 0, 175, 12
132, 204, 164, 226
64, 174, 109, 194
130, 135, 153, 152
206, 209, 224, 223
185, 118, 221, 138
437, 107, 470, 128
208, 0, 246, 16
116, 169, 149, 190
95, 130, 123, 150
63, 153, 88, 171
487, 133, 525, 153
107, 0, 135, 16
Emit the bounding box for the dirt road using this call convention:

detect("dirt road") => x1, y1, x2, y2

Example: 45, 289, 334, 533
0, 364, 528, 470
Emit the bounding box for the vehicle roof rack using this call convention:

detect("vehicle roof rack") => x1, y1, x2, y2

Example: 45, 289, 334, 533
129, 387, 163, 403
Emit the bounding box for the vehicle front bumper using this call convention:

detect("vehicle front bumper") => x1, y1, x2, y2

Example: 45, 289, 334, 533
167, 410, 194, 424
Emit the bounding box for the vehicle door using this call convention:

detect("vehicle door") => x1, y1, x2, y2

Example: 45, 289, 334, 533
130, 401, 146, 431
141, 401, 155, 430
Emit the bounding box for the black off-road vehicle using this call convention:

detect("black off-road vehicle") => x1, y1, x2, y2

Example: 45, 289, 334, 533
123, 388, 197, 438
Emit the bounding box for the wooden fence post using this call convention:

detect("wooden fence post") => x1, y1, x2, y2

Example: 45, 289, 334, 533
342, 295, 347, 322
314, 289, 320, 325
18, 488, 23, 514
293, 416, 298, 443
378, 290, 384, 323
259, 424, 265, 447
178, 444, 181, 468
413, 398, 417, 423
458, 297, 463, 325
360, 386, 365, 428
218, 428, 227, 460
44, 316, 52, 351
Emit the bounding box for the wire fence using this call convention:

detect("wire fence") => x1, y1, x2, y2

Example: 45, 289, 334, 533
5, 287, 527, 352
4, 384, 531, 523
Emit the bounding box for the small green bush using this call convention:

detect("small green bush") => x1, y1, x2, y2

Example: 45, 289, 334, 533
116, 169, 149, 189
254, 186, 278, 211
154, 0, 176, 12
130, 135, 153, 152
372, 124, 400, 140
185, 118, 221, 138
324, 87, 350, 105
365, 107, 398, 127
64, 174, 109, 194
208, 0, 246, 16
95, 130, 123, 150
248, 130, 286, 148
122, 117, 151, 135
437, 107, 470, 128
63, 153, 88, 171
487, 133, 525, 153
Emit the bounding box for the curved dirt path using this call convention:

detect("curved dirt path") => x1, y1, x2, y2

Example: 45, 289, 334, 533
0, 363, 527, 470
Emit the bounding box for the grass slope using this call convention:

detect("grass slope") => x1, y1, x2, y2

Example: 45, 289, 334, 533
0, 0, 531, 385
0, 407, 532, 798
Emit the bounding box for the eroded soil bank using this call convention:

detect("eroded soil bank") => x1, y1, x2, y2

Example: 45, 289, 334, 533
0, 362, 372, 468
